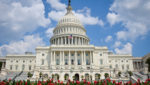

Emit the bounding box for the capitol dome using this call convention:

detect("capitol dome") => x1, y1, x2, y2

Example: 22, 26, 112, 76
50, 3, 89, 45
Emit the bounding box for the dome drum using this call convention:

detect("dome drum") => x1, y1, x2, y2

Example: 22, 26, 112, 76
53, 26, 86, 36
50, 35, 89, 45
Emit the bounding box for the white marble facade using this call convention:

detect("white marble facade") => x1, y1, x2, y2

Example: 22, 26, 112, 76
5, 3, 134, 81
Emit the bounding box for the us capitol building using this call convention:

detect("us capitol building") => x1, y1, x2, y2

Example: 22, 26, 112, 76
0, 1, 149, 81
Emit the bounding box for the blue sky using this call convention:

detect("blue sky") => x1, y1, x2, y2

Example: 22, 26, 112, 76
0, 0, 150, 57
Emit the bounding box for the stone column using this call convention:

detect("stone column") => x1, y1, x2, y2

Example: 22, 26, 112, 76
79, 38, 81, 45
82, 38, 84, 45
136, 62, 138, 70
69, 51, 71, 65
90, 51, 92, 65
54, 51, 56, 65
92, 51, 93, 64
72, 37, 73, 45
58, 38, 59, 45
1, 62, 4, 69
61, 37, 62, 45
75, 37, 76, 45
60, 51, 62, 65
55, 39, 56, 45
65, 37, 67, 45
78, 37, 80, 45
84, 51, 86, 65
63, 51, 64, 66
68, 37, 70, 45
50, 51, 53, 65
75, 51, 77, 66
82, 51, 84, 65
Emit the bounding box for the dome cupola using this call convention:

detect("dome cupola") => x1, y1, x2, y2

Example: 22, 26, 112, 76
50, 0, 89, 45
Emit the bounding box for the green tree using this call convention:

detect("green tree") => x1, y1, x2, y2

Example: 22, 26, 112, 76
81, 75, 84, 80
98, 74, 101, 80
146, 57, 150, 72
27, 72, 33, 78
0, 62, 2, 71
72, 76, 75, 81
39, 72, 43, 78
118, 71, 121, 77
104, 73, 109, 79
52, 74, 54, 79
128, 71, 133, 81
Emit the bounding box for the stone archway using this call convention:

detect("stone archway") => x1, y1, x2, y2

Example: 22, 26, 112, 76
95, 73, 100, 81
75, 73, 79, 81
55, 74, 59, 80
64, 74, 69, 80
85, 73, 89, 81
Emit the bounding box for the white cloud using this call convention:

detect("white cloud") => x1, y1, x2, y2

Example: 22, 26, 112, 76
0, 0, 50, 43
47, 1, 104, 26
48, 10, 66, 21
107, 0, 150, 41
47, 0, 66, 11
45, 27, 55, 38
107, 13, 119, 26
113, 41, 122, 48
105, 35, 112, 43
75, 7, 104, 26
0, 35, 45, 57
115, 42, 132, 55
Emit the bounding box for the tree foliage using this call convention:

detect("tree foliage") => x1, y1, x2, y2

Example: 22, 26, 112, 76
27, 72, 33, 78
0, 62, 2, 71
146, 57, 150, 72
128, 71, 133, 77
104, 73, 109, 79
118, 71, 121, 77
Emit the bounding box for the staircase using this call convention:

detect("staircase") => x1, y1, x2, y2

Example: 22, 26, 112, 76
132, 72, 148, 82
12, 71, 23, 81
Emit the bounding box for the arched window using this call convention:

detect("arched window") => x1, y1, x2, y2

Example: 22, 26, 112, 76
16, 65, 18, 70
122, 65, 124, 70
22, 64, 25, 70
29, 65, 31, 70
10, 65, 12, 70
41, 59, 44, 65
100, 59, 103, 65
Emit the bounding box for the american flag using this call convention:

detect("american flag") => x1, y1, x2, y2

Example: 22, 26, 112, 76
68, 34, 72, 39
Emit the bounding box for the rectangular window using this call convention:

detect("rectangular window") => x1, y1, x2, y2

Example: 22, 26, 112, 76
71, 53, 74, 56
116, 64, 118, 68
65, 53, 68, 56
42, 59, 44, 65
110, 65, 112, 69
10, 65, 12, 70
86, 59, 90, 65
22, 65, 25, 70
100, 59, 103, 65
77, 53, 80, 56
86, 53, 88, 56
78, 59, 81, 65
65, 59, 68, 65
122, 65, 124, 70
29, 65, 31, 70
71, 59, 74, 65
56, 59, 60, 65
127, 65, 129, 69
16, 65, 18, 70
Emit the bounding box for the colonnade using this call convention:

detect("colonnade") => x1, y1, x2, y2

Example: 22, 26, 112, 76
49, 51, 93, 67
0, 62, 5, 71
51, 36, 89, 45
133, 61, 143, 71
